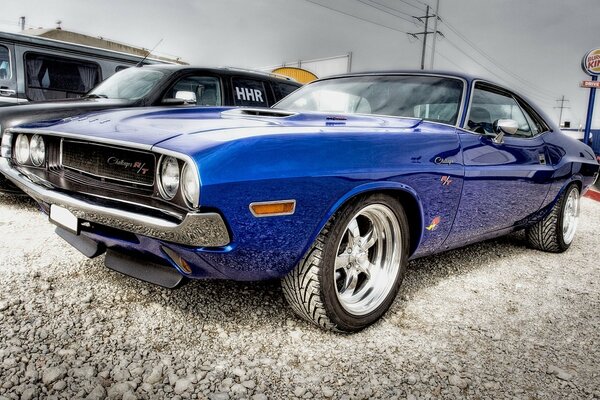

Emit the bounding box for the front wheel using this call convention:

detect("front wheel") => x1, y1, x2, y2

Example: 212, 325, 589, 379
282, 194, 409, 332
526, 184, 580, 253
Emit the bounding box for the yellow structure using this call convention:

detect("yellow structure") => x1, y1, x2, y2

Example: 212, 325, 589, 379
272, 67, 318, 84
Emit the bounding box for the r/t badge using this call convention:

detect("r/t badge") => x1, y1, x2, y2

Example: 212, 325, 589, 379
441, 176, 452, 186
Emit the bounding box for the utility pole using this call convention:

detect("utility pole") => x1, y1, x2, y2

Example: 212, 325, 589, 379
429, 0, 440, 69
554, 95, 570, 128
409, 5, 443, 70
19, 16, 25, 31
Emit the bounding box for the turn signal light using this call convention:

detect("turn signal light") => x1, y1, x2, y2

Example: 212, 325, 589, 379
249, 200, 296, 217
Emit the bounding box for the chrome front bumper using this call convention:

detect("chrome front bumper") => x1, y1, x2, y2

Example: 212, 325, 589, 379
0, 158, 230, 247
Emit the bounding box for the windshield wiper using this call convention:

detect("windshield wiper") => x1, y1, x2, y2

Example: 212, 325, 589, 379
86, 94, 108, 99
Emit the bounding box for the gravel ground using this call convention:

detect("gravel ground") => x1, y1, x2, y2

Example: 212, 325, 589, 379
0, 193, 599, 400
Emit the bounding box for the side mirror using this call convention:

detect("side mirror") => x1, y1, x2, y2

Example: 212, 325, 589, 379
492, 119, 519, 144
175, 90, 196, 104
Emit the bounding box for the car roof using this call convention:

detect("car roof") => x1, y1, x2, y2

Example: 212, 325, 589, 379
138, 64, 300, 84
318, 70, 485, 83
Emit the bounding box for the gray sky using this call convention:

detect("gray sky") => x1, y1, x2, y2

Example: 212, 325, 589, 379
1, 0, 599, 127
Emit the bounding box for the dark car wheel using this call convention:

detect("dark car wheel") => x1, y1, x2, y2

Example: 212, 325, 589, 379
282, 194, 409, 332
526, 184, 580, 253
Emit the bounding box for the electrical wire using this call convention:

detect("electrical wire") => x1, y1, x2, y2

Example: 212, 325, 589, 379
356, 0, 416, 24
303, 0, 411, 33
440, 19, 561, 99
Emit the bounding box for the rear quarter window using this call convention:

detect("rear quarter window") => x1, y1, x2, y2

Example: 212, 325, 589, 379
232, 77, 269, 107
272, 82, 300, 101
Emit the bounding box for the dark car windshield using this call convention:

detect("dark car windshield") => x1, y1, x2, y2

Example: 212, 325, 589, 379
89, 68, 165, 100
274, 75, 464, 125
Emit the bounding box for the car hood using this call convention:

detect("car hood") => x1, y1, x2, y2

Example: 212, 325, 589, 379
0, 98, 133, 130
16, 106, 424, 148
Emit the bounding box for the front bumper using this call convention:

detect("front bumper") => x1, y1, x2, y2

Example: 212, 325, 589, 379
0, 157, 231, 247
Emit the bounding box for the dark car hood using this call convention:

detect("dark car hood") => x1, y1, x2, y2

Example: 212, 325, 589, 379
0, 98, 133, 130
16, 106, 424, 148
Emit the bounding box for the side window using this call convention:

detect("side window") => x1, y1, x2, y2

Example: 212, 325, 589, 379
467, 84, 533, 137
516, 97, 549, 135
0, 45, 11, 80
232, 78, 268, 107
272, 82, 300, 102
24, 53, 101, 101
163, 76, 222, 106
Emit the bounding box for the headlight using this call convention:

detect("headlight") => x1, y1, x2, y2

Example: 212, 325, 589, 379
30, 135, 46, 167
15, 134, 30, 165
0, 131, 11, 158
181, 162, 199, 207
158, 156, 180, 200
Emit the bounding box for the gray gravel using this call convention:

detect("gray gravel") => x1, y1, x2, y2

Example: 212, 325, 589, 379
0, 193, 599, 399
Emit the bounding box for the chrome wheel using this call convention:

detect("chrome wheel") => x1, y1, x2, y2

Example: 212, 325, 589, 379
334, 204, 402, 316
562, 187, 579, 245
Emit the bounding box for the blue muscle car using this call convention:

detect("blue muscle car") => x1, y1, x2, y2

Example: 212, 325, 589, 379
1, 72, 598, 332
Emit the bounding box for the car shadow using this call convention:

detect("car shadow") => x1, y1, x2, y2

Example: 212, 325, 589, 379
90, 229, 533, 333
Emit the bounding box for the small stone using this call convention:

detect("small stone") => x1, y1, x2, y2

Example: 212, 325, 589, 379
252, 395, 268, 400
174, 378, 192, 394
21, 388, 38, 400
53, 380, 67, 391
86, 385, 107, 400
209, 393, 230, 400
322, 386, 335, 397
294, 387, 307, 397
0, 301, 8, 311
407, 374, 418, 385
123, 391, 137, 400
448, 375, 468, 389
232, 368, 246, 378
230, 383, 247, 396
241, 380, 256, 389
82, 293, 93, 303
42, 366, 67, 385
145, 367, 163, 384
547, 365, 573, 381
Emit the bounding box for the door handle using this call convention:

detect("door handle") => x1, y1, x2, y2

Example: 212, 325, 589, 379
0, 88, 16, 96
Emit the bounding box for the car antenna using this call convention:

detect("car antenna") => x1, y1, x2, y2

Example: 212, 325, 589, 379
136, 39, 163, 67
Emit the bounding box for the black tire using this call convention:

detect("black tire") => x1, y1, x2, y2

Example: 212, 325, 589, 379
526, 184, 580, 253
282, 194, 409, 332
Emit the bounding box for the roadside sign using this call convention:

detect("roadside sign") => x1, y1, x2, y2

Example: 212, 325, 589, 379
581, 80, 600, 88
582, 48, 600, 76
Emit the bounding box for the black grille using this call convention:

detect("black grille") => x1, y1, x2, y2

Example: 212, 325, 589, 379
61, 140, 155, 186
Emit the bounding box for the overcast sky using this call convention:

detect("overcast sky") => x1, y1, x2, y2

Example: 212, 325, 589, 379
1, 0, 599, 127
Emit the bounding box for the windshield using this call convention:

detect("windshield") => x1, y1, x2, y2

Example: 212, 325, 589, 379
89, 68, 165, 100
275, 75, 464, 125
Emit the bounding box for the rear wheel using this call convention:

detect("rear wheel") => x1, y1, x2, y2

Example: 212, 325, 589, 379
282, 194, 409, 332
526, 184, 580, 253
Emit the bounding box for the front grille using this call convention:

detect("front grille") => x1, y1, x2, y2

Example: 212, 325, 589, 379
61, 140, 156, 187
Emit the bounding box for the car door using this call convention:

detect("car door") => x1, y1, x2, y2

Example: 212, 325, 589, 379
445, 82, 553, 246
0, 43, 18, 105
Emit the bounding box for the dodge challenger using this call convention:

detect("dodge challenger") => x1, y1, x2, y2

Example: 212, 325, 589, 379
1, 72, 598, 332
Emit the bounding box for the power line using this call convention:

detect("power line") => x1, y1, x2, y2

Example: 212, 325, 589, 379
439, 19, 561, 99
360, 0, 417, 18
302, 0, 410, 33
356, 0, 416, 24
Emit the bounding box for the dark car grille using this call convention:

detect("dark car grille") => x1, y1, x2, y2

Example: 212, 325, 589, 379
61, 140, 156, 187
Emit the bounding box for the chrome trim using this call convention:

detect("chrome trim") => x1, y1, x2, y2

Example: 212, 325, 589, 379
249, 199, 296, 217
6, 128, 154, 152
60, 139, 156, 187
0, 157, 229, 247
7, 128, 202, 208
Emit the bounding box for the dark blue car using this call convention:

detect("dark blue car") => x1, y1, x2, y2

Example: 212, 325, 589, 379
1, 71, 598, 332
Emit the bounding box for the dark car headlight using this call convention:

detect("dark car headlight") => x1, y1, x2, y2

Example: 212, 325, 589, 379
181, 162, 199, 208
30, 135, 46, 167
157, 155, 180, 200
14, 134, 30, 165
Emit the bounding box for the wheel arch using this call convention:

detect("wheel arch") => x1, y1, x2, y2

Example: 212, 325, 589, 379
309, 182, 424, 258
